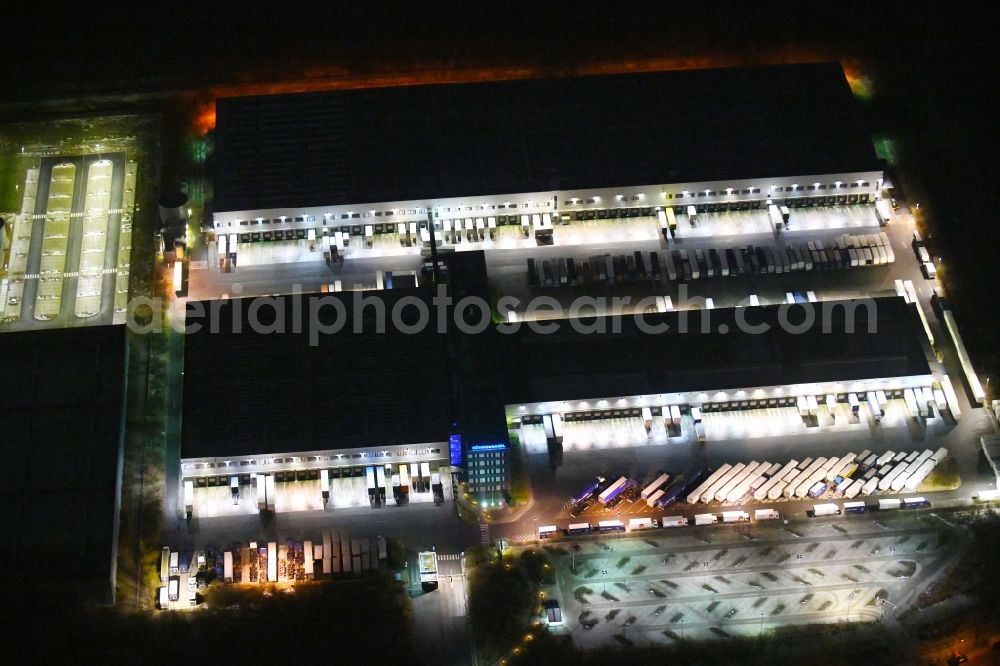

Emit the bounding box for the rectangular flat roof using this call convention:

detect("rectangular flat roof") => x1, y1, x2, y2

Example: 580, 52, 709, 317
214, 62, 879, 213
442, 251, 509, 445
0, 325, 127, 604
181, 289, 453, 460
497, 298, 930, 406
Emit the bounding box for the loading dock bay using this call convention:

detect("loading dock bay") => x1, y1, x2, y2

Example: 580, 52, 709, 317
185, 464, 453, 519
187, 204, 884, 303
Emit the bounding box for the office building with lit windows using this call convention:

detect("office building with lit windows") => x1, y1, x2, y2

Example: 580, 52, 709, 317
466, 444, 512, 498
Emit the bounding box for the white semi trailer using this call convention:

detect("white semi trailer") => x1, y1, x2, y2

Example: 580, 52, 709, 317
785, 457, 827, 498
265, 474, 276, 512
715, 461, 760, 502
875, 199, 893, 225
843, 479, 864, 499
875, 450, 896, 466
303, 541, 314, 578
257, 475, 268, 511
267, 542, 278, 582
768, 204, 784, 230
641, 473, 670, 500
723, 462, 767, 503
376, 466, 386, 499
687, 465, 731, 505
410, 463, 420, 492
879, 463, 907, 491
904, 460, 937, 490
754, 461, 797, 501
183, 480, 194, 518
702, 464, 745, 503
813, 503, 840, 517
321, 469, 330, 502
828, 454, 858, 481
768, 466, 803, 500
795, 470, 828, 498
599, 477, 629, 505
421, 462, 431, 491
399, 465, 411, 497
890, 469, 913, 492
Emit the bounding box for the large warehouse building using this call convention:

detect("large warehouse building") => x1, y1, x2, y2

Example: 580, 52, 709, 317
499, 297, 932, 451
211, 62, 883, 238
183, 62, 905, 512
182, 288, 458, 477
180, 255, 510, 510
180, 272, 933, 510
500, 298, 930, 410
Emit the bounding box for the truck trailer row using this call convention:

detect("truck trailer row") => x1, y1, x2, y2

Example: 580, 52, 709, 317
570, 446, 948, 522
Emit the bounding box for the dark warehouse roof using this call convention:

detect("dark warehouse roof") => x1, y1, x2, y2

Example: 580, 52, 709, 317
497, 297, 930, 406
214, 62, 880, 212
0, 325, 127, 605
181, 289, 453, 460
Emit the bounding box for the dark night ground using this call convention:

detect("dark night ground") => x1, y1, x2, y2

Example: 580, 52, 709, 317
0, 2, 996, 662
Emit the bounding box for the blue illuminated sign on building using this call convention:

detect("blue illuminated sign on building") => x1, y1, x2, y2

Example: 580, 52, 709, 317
449, 433, 463, 466
469, 443, 508, 452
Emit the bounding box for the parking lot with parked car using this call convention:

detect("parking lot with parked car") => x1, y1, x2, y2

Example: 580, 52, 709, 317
533, 509, 955, 648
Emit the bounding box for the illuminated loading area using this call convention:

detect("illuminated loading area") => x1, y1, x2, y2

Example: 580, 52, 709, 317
182, 459, 451, 519
516, 383, 954, 455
